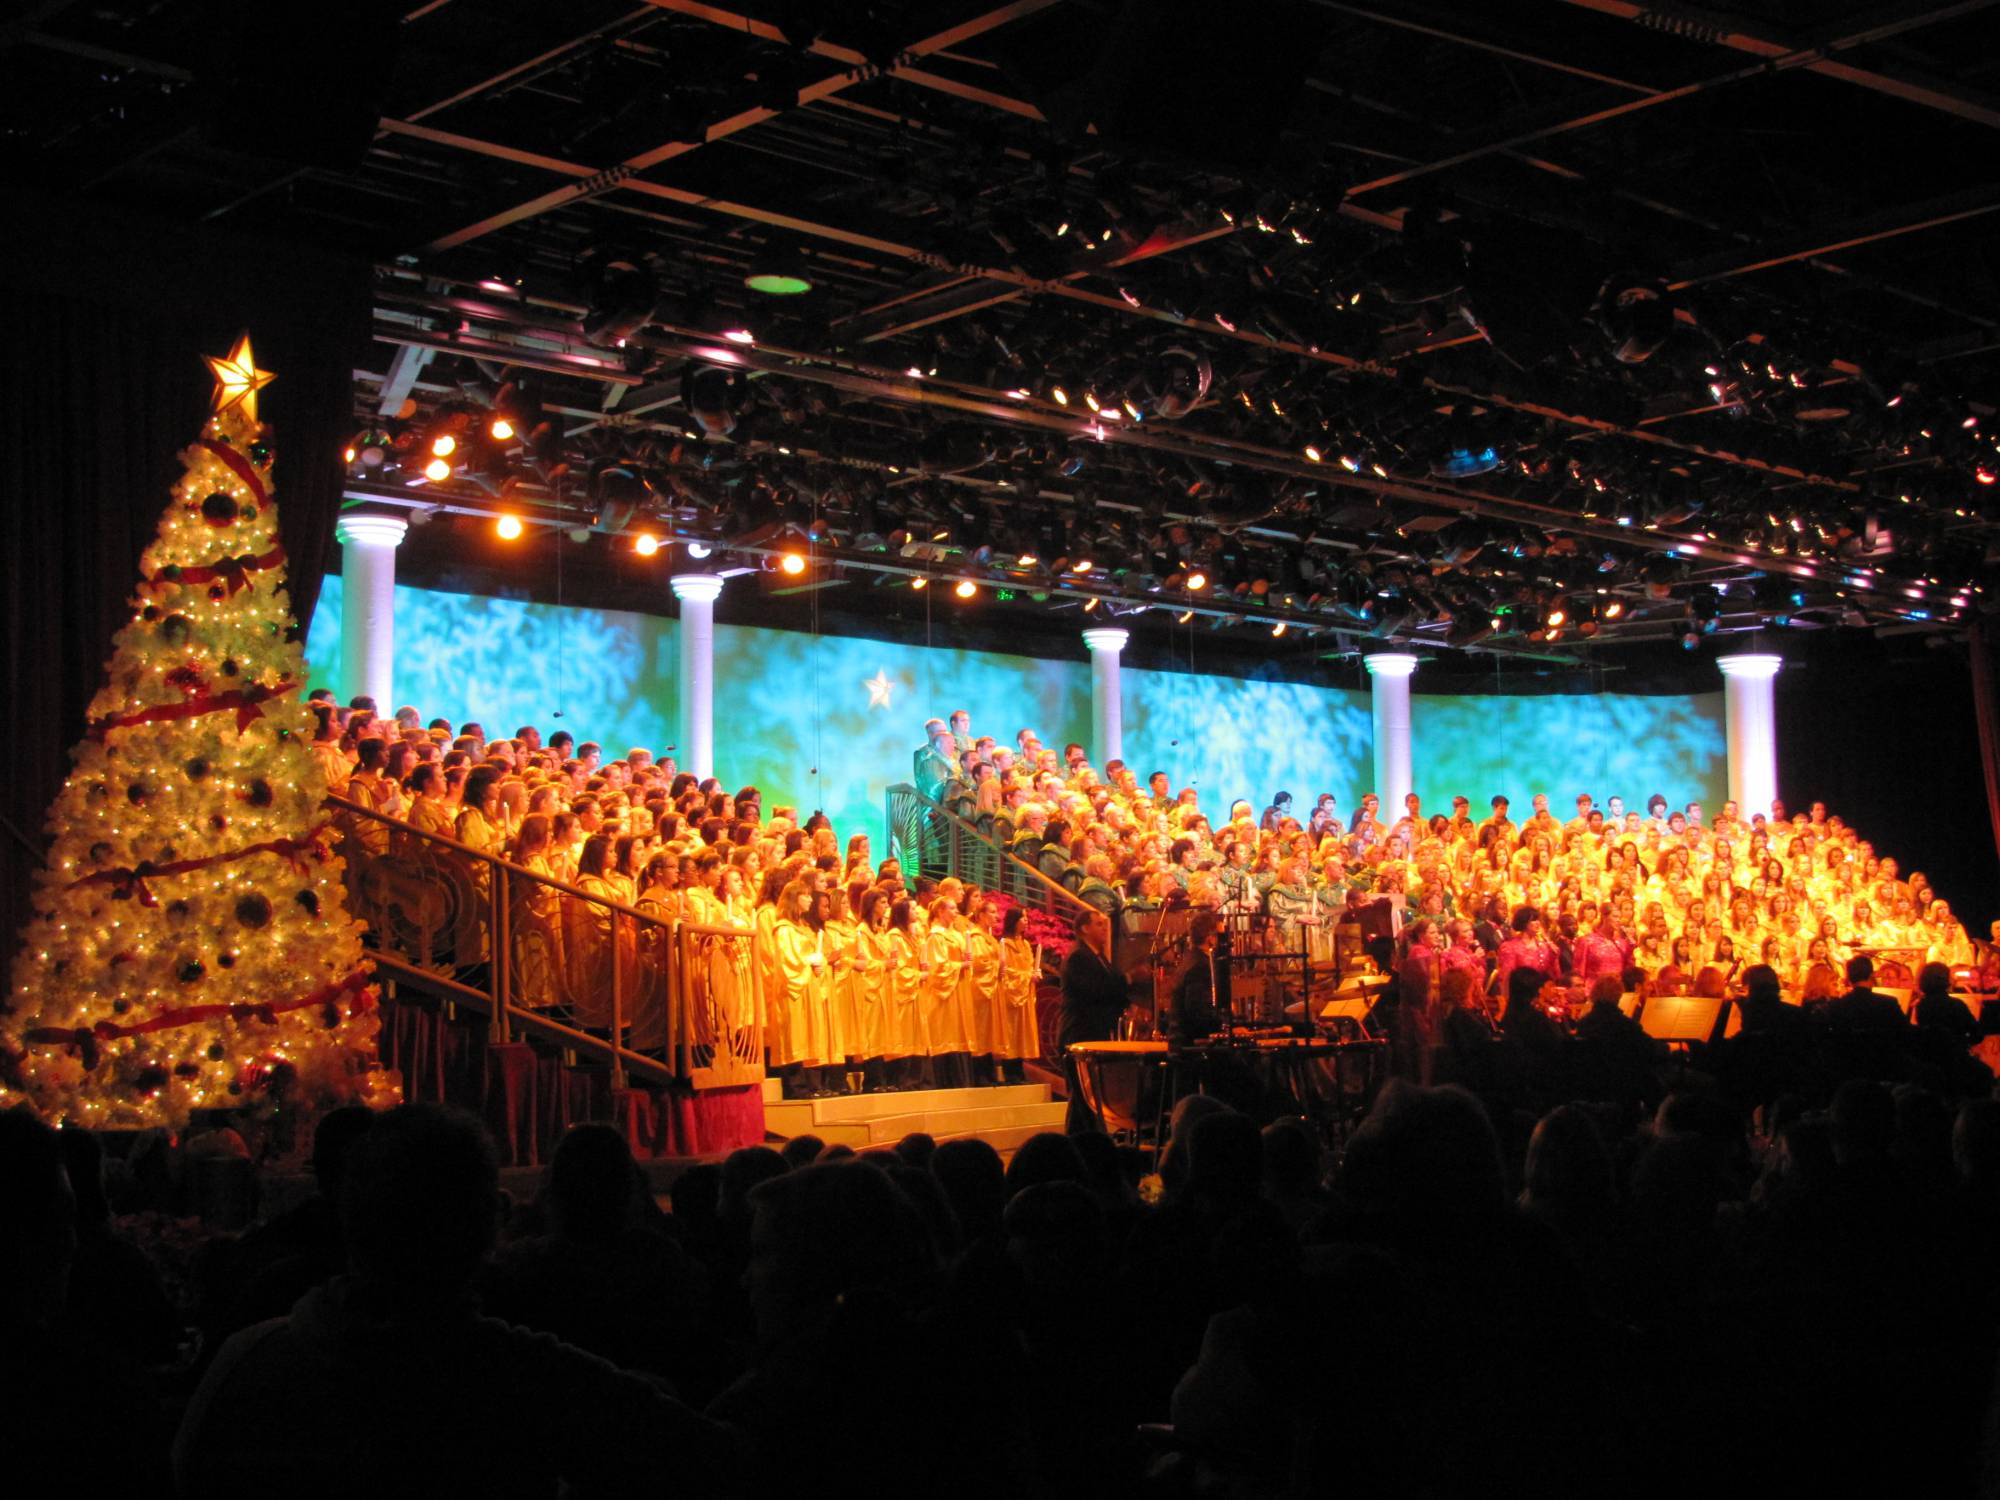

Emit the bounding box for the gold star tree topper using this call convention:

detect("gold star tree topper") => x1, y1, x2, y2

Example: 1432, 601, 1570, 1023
204, 332, 276, 422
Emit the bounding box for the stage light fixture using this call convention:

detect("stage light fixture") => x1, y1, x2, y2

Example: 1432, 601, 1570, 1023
1304, 445, 1323, 462
488, 416, 516, 442
1177, 610, 1196, 624
1603, 599, 1625, 620
912, 577, 928, 590
954, 579, 978, 599
779, 551, 807, 576
1072, 558, 1095, 574
423, 456, 452, 482
743, 240, 814, 296
1185, 569, 1208, 591
1051, 385, 1070, 407
578, 246, 660, 347
634, 534, 660, 557
1595, 276, 1675, 365
1271, 621, 1287, 637
430, 433, 457, 458
495, 514, 524, 540
687, 541, 713, 559
1544, 603, 1566, 629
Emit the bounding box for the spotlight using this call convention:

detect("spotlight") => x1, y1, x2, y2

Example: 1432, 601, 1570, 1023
423, 456, 452, 482
954, 578, 978, 599
1051, 385, 1069, 407
1072, 557, 1095, 574
1137, 345, 1212, 420
1304, 445, 1323, 463
430, 432, 457, 458
779, 551, 807, 576
687, 541, 713, 559
912, 577, 928, 590
683, 365, 752, 438
488, 416, 516, 442
1186, 569, 1209, 591
578, 246, 660, 347
1271, 621, 1288, 637
634, 534, 660, 557
1595, 276, 1675, 365
1176, 610, 1196, 623
1603, 599, 1625, 619
351, 429, 391, 468
1545, 603, 1567, 629
495, 514, 524, 540
590, 459, 650, 534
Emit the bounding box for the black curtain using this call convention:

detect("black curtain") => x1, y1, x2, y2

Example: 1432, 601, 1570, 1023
0, 196, 369, 964
1775, 634, 1997, 920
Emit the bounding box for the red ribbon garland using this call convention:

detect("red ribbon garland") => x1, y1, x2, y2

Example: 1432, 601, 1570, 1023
145, 543, 287, 598
87, 678, 299, 741
67, 822, 334, 908
198, 437, 270, 510
22, 965, 376, 1052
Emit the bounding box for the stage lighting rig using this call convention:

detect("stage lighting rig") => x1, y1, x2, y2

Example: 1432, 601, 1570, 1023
1594, 276, 1677, 365
577, 245, 661, 348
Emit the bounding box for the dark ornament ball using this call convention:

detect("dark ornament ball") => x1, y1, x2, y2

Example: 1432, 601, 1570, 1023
220, 657, 240, 677
322, 1002, 342, 1029
295, 889, 320, 917
247, 779, 274, 807
175, 1061, 200, 1078
207, 1043, 226, 1061
112, 999, 130, 1014
209, 813, 228, 832
217, 951, 236, 969
228, 1081, 243, 1096
166, 899, 192, 922
249, 441, 272, 467
235, 893, 273, 929
208, 584, 226, 601
178, 960, 206, 984
141, 605, 159, 621
201, 492, 239, 527
133, 1066, 169, 1092
185, 756, 210, 781
126, 781, 148, 804
159, 613, 192, 643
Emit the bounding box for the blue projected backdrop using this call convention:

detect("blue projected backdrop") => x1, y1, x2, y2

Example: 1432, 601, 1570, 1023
1122, 667, 1372, 819
307, 579, 1726, 846
1410, 691, 1726, 816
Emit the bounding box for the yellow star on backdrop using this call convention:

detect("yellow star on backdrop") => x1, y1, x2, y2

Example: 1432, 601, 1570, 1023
204, 332, 276, 422
865, 669, 895, 708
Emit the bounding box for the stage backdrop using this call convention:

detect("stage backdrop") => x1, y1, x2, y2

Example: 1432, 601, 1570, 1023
1411, 690, 1727, 818
306, 579, 1725, 849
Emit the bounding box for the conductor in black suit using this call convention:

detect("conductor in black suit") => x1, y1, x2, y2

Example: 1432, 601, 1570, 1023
1060, 909, 1131, 1132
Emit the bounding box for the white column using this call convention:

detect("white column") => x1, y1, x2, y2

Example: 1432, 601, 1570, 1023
1082, 627, 1129, 764
1364, 652, 1419, 817
671, 573, 725, 780
1717, 652, 1782, 816
334, 512, 407, 710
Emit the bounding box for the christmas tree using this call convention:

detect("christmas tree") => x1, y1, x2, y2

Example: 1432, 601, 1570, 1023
2, 334, 388, 1129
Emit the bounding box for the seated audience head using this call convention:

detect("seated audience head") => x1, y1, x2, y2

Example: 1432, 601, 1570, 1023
340, 1105, 499, 1306
546, 1123, 642, 1244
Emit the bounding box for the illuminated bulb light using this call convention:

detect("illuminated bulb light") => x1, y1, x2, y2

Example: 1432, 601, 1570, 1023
1072, 559, 1094, 574
1084, 392, 1101, 412
634, 534, 660, 557
1017, 553, 1038, 567
1304, 445, 1323, 462
489, 416, 516, 441
912, 577, 928, 590
495, 514, 524, 540
1603, 600, 1625, 619
431, 433, 457, 458
1083, 597, 1100, 613
1176, 610, 1195, 624
779, 552, 806, 576
687, 541, 712, 559
1546, 607, 1567, 628
343, 446, 357, 464
1051, 386, 1069, 406
1339, 455, 1361, 473
953, 579, 977, 599
722, 328, 756, 345
423, 457, 452, 482
1186, 570, 1208, 591
1271, 621, 1287, 637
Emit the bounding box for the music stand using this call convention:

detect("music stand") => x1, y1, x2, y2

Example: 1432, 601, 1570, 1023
1640, 995, 1725, 1045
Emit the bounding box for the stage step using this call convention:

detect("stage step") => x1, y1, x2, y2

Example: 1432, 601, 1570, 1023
762, 1081, 1067, 1150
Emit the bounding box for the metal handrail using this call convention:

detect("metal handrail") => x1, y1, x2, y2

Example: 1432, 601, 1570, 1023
885, 781, 1096, 920
325, 792, 763, 1093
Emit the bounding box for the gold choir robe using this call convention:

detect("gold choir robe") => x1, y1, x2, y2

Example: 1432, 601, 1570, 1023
996, 934, 1040, 1061
963, 921, 1002, 1057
